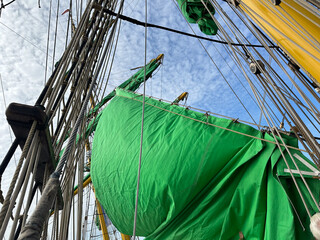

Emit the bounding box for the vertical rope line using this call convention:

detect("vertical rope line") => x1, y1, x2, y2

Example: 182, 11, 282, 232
44, 0, 52, 85
0, 121, 37, 233
65, 0, 72, 50
209, 0, 320, 158
173, 0, 258, 126
51, 0, 60, 72
229, 3, 320, 136
9, 141, 41, 239
133, 0, 147, 238
235, 5, 320, 158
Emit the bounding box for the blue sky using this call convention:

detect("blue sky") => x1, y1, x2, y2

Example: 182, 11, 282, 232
1, 0, 318, 193
0, 0, 266, 163
0, 2, 264, 238
0, 0, 319, 238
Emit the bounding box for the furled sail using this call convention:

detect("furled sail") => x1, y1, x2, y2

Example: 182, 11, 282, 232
91, 89, 319, 239
177, 0, 218, 35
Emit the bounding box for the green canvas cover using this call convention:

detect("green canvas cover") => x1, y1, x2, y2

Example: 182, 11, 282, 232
177, 0, 218, 35
91, 89, 319, 239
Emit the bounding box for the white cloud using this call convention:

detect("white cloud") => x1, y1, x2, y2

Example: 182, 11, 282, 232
0, 0, 267, 162
0, 0, 318, 238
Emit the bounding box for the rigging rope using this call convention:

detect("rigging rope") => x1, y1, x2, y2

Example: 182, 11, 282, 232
0, 0, 15, 15
0, 22, 51, 57
0, 121, 37, 238
207, 0, 320, 215
240, 2, 320, 62
119, 92, 310, 152
51, 0, 60, 72
102, 8, 279, 49
132, 0, 147, 237
45, 0, 53, 85
15, 1, 123, 238
234, 4, 320, 161
173, 0, 259, 126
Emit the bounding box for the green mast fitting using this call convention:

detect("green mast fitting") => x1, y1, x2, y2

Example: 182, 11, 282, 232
88, 54, 164, 117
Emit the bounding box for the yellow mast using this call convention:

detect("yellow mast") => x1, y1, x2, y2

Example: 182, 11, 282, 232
239, 0, 320, 85
95, 194, 110, 240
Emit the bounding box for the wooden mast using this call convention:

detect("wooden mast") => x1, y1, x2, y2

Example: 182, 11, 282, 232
238, 0, 320, 86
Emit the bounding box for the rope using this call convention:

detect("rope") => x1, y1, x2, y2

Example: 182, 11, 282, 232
248, 77, 318, 216
50, 6, 111, 144
52, 6, 117, 154
118, 92, 310, 153
181, 0, 259, 126
15, 2, 122, 237
220, 1, 320, 160
0, 121, 37, 237
0, 0, 15, 12
209, 0, 320, 166
132, 0, 147, 238
172, 0, 261, 125
0, 22, 51, 57
9, 143, 41, 239
216, 5, 286, 128
51, 0, 60, 72
101, 8, 279, 49
240, 2, 320, 62
56, 0, 123, 178
44, 0, 53, 85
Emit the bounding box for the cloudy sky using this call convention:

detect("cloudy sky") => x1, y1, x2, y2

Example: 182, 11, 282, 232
0, 1, 265, 237
0, 0, 265, 162
0, 0, 318, 238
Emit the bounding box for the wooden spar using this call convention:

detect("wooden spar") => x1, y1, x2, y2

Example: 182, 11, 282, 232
95, 190, 110, 240
173, 92, 189, 104
239, 0, 320, 85
121, 233, 131, 240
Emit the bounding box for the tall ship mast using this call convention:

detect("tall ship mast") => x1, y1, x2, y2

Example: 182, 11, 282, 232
0, 0, 319, 239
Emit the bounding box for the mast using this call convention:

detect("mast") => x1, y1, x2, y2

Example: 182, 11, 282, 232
0, 0, 161, 238
0, 0, 318, 239
235, 0, 320, 87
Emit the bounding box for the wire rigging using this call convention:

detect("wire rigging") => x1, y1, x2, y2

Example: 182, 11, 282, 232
0, 22, 52, 58
0, 0, 15, 16
102, 8, 279, 49
133, 0, 147, 237
173, 0, 259, 126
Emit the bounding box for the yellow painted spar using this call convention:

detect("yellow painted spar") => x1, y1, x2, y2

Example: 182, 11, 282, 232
95, 195, 110, 240
239, 0, 320, 84
73, 176, 91, 196
121, 233, 131, 240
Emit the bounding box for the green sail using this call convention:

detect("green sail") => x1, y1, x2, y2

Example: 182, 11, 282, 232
177, 0, 218, 35
91, 89, 319, 239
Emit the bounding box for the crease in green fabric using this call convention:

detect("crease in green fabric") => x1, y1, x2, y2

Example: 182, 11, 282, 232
91, 89, 319, 239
